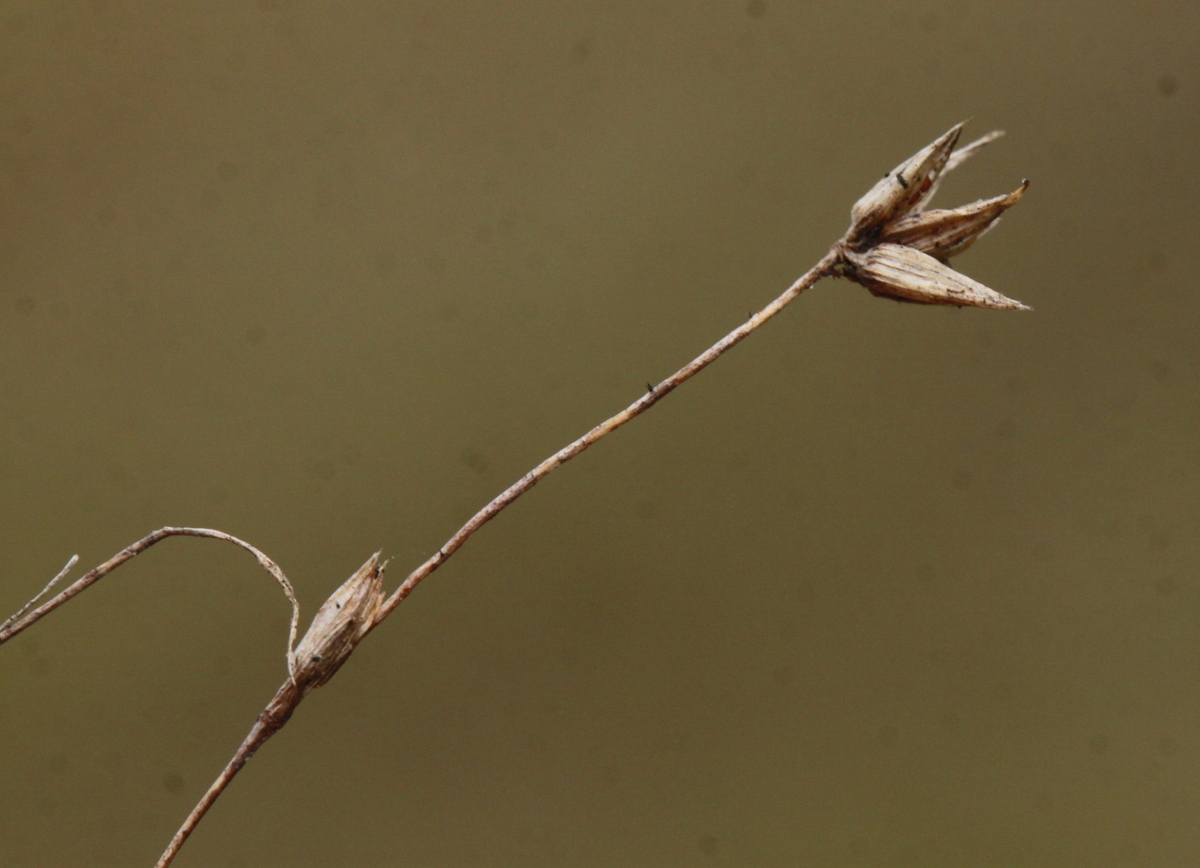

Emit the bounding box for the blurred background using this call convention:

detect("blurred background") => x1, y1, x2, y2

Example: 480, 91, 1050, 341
0, 2, 1196, 865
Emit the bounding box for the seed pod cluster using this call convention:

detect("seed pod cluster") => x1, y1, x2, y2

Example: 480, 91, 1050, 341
841, 123, 1030, 311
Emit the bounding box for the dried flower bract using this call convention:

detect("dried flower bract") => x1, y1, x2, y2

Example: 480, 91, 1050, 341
848, 123, 963, 244
849, 243, 1029, 310
879, 181, 1028, 261
289, 553, 387, 694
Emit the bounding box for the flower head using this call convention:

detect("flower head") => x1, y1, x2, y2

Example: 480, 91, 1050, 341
840, 123, 1029, 311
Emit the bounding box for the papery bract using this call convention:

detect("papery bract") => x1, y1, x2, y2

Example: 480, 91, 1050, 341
880, 181, 1029, 261
848, 243, 1029, 310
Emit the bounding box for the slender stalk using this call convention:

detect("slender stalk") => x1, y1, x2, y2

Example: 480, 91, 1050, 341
1, 554, 79, 633
153, 679, 301, 868
373, 247, 841, 626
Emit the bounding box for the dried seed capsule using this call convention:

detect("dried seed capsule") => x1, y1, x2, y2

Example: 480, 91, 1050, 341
879, 181, 1029, 260
848, 123, 964, 242
290, 553, 387, 694
847, 243, 1029, 311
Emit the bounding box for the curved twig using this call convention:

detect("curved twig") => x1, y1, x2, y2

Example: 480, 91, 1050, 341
0, 527, 301, 675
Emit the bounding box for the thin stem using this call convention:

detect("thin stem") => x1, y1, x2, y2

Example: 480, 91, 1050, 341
154, 679, 301, 868
1, 554, 79, 633
0, 527, 301, 663
372, 247, 841, 626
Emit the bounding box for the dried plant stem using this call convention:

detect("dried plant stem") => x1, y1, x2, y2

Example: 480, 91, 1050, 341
147, 247, 841, 868
154, 678, 301, 868
0, 527, 300, 655
1, 123, 1029, 867
1, 554, 79, 633
374, 247, 841, 625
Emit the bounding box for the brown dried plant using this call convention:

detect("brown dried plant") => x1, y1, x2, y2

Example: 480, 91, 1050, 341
0, 122, 1030, 867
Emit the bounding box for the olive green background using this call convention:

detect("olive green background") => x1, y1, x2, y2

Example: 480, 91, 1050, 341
1, 1, 1196, 865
